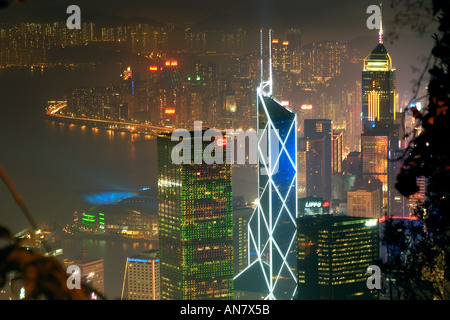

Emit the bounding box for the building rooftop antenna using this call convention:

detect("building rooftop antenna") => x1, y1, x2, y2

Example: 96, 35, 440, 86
259, 28, 273, 96
379, 2, 384, 44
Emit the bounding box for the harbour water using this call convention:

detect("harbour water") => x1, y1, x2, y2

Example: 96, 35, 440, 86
0, 64, 256, 299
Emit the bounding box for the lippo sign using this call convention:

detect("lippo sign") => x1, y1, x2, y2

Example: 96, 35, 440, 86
170, 121, 279, 175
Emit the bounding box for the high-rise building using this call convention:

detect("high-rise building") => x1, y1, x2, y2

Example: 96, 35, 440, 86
304, 119, 333, 201
63, 246, 104, 299
343, 151, 361, 177
361, 131, 389, 209
298, 197, 330, 216
296, 215, 379, 300
359, 12, 404, 215
157, 130, 233, 300
285, 28, 302, 72
159, 59, 182, 127
122, 250, 160, 300
346, 81, 363, 152
332, 130, 344, 174
233, 206, 253, 277
361, 13, 396, 130
235, 29, 298, 300
347, 179, 383, 219
299, 40, 348, 84
271, 38, 291, 72
361, 127, 400, 214
407, 176, 426, 216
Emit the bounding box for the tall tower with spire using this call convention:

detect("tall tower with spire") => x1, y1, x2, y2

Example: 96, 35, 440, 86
360, 5, 404, 216
378, 3, 384, 45
234, 29, 298, 300
362, 3, 396, 129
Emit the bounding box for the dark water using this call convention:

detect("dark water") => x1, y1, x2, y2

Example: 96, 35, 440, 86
0, 65, 157, 232
0, 65, 256, 298
60, 236, 157, 299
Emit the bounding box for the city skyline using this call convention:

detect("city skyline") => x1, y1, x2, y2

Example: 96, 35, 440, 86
0, 0, 414, 39
0, 0, 446, 303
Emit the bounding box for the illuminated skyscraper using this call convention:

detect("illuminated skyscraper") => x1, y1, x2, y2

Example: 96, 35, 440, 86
299, 40, 347, 84
271, 38, 290, 72
285, 28, 302, 72
332, 130, 344, 174
63, 246, 104, 299
361, 126, 401, 214
304, 119, 333, 201
235, 29, 298, 300
157, 131, 233, 300
361, 131, 389, 210
296, 215, 379, 300
362, 10, 396, 129
233, 206, 253, 277
360, 8, 404, 216
160, 59, 181, 126
347, 179, 383, 219
122, 250, 160, 300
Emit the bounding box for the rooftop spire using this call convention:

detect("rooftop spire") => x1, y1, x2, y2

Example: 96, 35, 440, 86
259, 28, 273, 96
379, 3, 383, 44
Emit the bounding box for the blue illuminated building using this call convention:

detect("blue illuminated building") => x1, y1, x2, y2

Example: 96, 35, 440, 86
235, 29, 298, 300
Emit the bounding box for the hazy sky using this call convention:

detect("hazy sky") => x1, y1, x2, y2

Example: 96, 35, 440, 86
0, 0, 436, 43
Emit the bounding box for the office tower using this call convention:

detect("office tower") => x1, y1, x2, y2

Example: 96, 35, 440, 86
235, 29, 298, 300
361, 127, 400, 214
223, 81, 238, 129
297, 143, 307, 198
346, 81, 363, 152
332, 130, 344, 174
330, 130, 346, 203
271, 38, 291, 72
63, 246, 104, 299
304, 119, 333, 201
361, 11, 396, 129
347, 179, 383, 218
407, 176, 426, 215
360, 11, 402, 215
285, 28, 302, 72
122, 250, 160, 300
298, 197, 330, 216
297, 215, 379, 300
233, 206, 254, 277
361, 131, 388, 209
299, 40, 347, 84
160, 59, 181, 126
157, 130, 233, 300
343, 151, 361, 177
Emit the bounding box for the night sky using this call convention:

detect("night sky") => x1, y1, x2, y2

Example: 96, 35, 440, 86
0, 0, 436, 43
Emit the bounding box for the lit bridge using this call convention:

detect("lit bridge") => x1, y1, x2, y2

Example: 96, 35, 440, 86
45, 103, 175, 134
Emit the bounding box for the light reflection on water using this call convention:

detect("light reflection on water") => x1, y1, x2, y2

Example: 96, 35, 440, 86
0, 65, 257, 300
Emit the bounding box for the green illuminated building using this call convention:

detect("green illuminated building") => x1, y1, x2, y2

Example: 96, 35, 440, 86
157, 131, 233, 300
297, 215, 379, 300
80, 211, 105, 233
